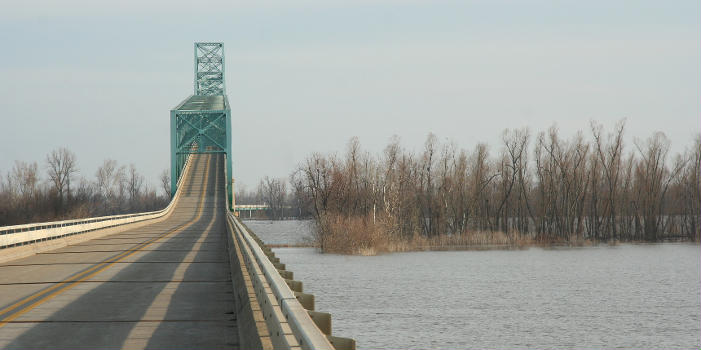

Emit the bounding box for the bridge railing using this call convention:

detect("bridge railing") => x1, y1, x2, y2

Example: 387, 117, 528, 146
0, 154, 195, 249
235, 204, 270, 210
229, 216, 335, 349
224, 155, 352, 350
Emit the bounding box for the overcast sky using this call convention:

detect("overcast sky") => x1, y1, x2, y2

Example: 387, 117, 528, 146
0, 0, 698, 193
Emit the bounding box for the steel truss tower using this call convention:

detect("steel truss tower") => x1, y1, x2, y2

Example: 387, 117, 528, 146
170, 42, 232, 207
194, 43, 225, 96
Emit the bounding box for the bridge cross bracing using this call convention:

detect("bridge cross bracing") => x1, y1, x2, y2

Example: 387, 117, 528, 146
194, 42, 225, 96
171, 43, 232, 206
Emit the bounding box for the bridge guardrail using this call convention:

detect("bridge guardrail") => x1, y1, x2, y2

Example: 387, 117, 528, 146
229, 216, 335, 350
0, 154, 194, 249
224, 155, 352, 350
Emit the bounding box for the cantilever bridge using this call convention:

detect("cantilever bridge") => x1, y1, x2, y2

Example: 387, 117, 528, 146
0, 43, 353, 350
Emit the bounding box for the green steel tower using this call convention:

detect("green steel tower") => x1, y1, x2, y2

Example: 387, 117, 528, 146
170, 42, 233, 206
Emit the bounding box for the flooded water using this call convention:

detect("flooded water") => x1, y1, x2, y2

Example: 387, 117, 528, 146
244, 220, 700, 350
242, 219, 314, 245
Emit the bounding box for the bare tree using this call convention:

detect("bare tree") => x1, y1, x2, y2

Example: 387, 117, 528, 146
470, 143, 495, 232
418, 133, 438, 236
96, 159, 117, 201
678, 135, 701, 240
259, 176, 288, 220
494, 128, 528, 233
127, 164, 144, 208
95, 159, 127, 213
591, 119, 625, 240
9, 161, 40, 200
46, 147, 78, 210
2, 151, 169, 225
282, 126, 699, 251
160, 169, 171, 198
634, 132, 685, 241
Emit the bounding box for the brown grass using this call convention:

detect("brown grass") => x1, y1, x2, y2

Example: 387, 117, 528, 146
313, 213, 593, 255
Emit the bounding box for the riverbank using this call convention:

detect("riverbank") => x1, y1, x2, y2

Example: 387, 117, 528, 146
312, 215, 699, 255
313, 215, 586, 255
267, 240, 604, 253
320, 231, 601, 255
275, 238, 697, 255
243, 218, 697, 255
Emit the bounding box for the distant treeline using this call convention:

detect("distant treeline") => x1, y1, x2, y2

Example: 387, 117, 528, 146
236, 177, 311, 220
0, 148, 170, 226
289, 120, 700, 253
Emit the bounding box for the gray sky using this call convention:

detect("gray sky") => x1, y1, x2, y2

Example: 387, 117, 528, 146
0, 0, 699, 193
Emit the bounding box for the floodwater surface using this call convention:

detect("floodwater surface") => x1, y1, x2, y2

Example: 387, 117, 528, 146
245, 220, 700, 350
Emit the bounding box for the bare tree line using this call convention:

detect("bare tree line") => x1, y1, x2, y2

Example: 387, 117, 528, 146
235, 177, 308, 220
291, 121, 700, 249
0, 147, 170, 226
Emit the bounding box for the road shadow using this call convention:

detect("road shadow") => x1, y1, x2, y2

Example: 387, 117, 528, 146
3, 155, 236, 350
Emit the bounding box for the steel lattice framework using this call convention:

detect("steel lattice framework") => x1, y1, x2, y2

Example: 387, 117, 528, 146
171, 43, 232, 206
194, 42, 225, 95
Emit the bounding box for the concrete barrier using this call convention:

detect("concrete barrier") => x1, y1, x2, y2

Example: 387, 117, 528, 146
225, 215, 274, 350
238, 220, 357, 350
229, 217, 356, 350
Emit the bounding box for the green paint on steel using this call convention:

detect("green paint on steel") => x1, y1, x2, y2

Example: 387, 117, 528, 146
194, 42, 226, 96
171, 42, 233, 208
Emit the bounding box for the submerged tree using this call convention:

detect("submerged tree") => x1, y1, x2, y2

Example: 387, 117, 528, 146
291, 122, 700, 246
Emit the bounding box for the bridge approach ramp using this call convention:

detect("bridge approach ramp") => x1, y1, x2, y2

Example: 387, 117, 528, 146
0, 154, 237, 349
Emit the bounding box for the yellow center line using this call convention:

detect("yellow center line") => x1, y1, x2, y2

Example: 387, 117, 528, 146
0, 247, 137, 316
0, 155, 212, 327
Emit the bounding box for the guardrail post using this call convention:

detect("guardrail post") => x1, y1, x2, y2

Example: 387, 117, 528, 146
278, 270, 293, 280
230, 216, 355, 350
284, 279, 303, 293
294, 292, 314, 311
307, 311, 331, 335
327, 336, 356, 350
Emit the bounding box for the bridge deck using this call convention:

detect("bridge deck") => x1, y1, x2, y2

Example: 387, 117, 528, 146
0, 154, 238, 349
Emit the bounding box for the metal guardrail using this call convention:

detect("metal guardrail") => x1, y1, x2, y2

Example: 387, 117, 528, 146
0, 154, 194, 248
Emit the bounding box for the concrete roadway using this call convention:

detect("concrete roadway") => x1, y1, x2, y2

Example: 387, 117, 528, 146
0, 154, 238, 349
